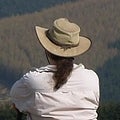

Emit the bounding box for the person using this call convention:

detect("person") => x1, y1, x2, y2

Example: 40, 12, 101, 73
10, 18, 100, 120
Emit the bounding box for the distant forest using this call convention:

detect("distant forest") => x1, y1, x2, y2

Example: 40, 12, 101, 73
0, 0, 120, 104
0, 0, 76, 18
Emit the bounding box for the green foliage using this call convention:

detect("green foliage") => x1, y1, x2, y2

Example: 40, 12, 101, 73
0, 104, 16, 120
98, 103, 120, 120
0, 100, 27, 120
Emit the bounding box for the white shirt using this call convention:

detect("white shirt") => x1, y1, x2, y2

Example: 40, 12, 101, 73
10, 64, 99, 120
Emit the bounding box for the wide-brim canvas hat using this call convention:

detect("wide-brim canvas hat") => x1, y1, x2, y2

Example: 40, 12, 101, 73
35, 18, 91, 57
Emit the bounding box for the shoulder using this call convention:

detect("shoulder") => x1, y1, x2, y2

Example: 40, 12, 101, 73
73, 63, 99, 83
85, 69, 99, 80
74, 63, 98, 75
24, 65, 56, 78
21, 65, 56, 90
72, 63, 99, 91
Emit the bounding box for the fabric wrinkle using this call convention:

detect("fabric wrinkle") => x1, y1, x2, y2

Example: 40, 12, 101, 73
10, 64, 99, 120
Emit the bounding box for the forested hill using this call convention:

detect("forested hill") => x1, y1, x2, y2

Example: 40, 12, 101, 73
0, 0, 120, 103
0, 0, 76, 18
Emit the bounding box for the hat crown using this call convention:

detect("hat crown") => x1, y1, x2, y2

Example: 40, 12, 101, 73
55, 18, 80, 33
48, 18, 80, 47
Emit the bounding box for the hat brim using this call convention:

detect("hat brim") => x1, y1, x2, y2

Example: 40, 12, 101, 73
35, 26, 91, 57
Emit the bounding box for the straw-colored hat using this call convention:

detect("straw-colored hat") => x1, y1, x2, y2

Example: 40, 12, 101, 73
35, 18, 91, 57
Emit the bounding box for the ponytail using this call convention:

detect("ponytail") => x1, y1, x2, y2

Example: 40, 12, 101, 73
54, 58, 73, 90
46, 51, 74, 90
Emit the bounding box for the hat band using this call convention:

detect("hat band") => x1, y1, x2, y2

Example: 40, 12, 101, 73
46, 30, 79, 48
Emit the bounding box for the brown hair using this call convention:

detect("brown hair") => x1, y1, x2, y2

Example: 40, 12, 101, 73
46, 51, 74, 90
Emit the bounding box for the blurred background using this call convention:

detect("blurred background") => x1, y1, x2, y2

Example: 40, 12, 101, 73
0, 0, 120, 119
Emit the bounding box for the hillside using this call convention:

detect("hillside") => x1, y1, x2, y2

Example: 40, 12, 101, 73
0, 0, 76, 18
0, 0, 120, 103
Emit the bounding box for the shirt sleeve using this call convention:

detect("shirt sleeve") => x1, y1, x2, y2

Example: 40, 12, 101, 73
10, 75, 33, 112
96, 75, 100, 104
90, 70, 100, 104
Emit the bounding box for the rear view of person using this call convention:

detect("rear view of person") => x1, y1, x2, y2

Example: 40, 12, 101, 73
10, 18, 100, 120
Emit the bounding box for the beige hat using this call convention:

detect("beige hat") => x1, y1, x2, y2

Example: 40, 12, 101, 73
35, 18, 91, 57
